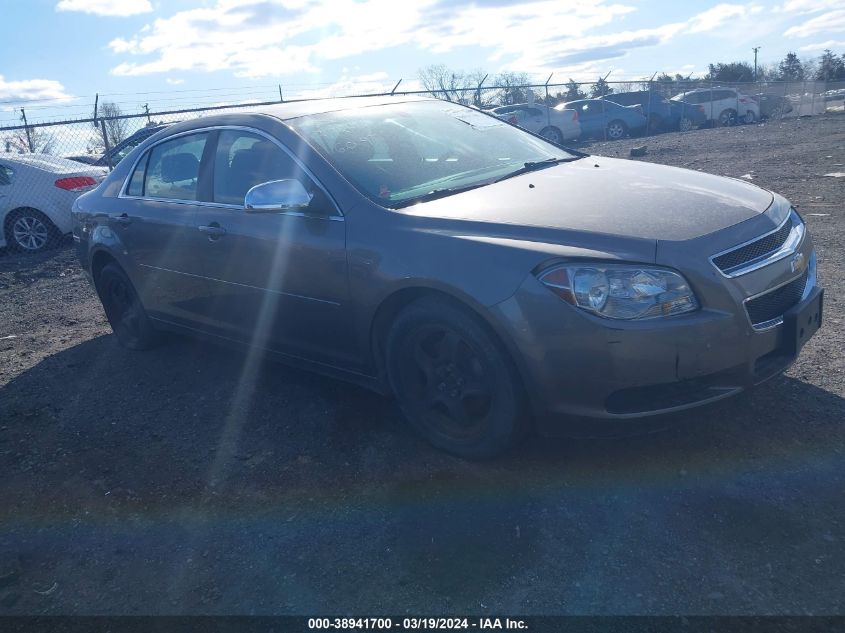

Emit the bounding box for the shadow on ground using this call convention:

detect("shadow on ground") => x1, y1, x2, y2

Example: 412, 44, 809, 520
0, 333, 843, 614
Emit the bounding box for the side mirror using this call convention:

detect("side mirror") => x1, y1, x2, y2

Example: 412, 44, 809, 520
244, 179, 312, 213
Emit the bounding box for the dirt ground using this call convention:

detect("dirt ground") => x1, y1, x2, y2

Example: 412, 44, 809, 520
0, 114, 843, 615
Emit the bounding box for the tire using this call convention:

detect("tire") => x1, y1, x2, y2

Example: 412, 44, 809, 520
717, 109, 736, 127
4, 208, 61, 253
743, 110, 756, 124
539, 126, 564, 145
385, 297, 528, 459
95, 262, 158, 350
678, 117, 694, 132
606, 120, 627, 140
647, 114, 663, 133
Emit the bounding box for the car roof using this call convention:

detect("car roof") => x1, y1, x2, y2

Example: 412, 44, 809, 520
252, 95, 433, 120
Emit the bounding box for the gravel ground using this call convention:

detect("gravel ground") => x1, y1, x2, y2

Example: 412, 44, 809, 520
0, 113, 843, 616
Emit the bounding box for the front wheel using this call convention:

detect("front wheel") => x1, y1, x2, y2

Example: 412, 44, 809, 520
717, 109, 736, 127
743, 110, 756, 124
96, 262, 158, 350
678, 116, 694, 132
606, 120, 627, 140
539, 126, 564, 145
386, 297, 528, 459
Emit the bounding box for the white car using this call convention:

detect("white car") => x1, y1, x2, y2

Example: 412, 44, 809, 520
670, 87, 761, 126
490, 103, 580, 144
0, 154, 106, 252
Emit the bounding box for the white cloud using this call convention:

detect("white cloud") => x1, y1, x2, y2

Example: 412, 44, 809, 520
784, 9, 845, 37
165, 78, 185, 85
798, 39, 845, 51
777, 0, 843, 14
0, 75, 74, 106
105, 0, 644, 78
686, 3, 763, 34
56, 0, 152, 17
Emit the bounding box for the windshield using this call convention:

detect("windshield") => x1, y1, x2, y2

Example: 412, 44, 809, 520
288, 100, 578, 207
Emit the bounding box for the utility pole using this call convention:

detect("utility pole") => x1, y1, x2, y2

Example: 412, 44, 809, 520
752, 46, 761, 81
20, 108, 33, 153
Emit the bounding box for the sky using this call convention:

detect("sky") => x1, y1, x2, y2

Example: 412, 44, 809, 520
1, 0, 843, 126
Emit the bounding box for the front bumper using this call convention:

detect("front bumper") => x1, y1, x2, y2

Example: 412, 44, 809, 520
489, 239, 821, 435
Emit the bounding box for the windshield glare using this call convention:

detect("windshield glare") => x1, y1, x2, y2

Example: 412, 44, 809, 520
288, 100, 576, 207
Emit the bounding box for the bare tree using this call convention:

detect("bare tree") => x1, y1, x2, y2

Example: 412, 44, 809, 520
492, 71, 531, 105
419, 65, 480, 104
3, 115, 56, 154
89, 101, 130, 155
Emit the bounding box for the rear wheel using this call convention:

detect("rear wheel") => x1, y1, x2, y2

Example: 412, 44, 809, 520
96, 262, 158, 350
5, 208, 61, 253
606, 120, 627, 140
678, 116, 694, 132
539, 126, 564, 144
743, 110, 756, 124
386, 297, 528, 459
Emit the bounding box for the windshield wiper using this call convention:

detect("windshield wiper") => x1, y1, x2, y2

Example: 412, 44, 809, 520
494, 156, 581, 183
392, 183, 488, 207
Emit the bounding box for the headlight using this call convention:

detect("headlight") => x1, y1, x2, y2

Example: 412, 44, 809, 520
538, 263, 699, 320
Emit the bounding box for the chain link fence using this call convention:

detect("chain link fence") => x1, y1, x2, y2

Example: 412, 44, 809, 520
0, 78, 839, 253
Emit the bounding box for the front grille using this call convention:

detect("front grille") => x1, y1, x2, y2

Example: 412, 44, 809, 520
713, 215, 793, 274
745, 269, 808, 327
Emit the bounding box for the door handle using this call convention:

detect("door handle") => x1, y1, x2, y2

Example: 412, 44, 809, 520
198, 223, 226, 239
111, 213, 131, 225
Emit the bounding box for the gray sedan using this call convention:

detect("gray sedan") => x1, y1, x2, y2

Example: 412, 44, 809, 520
72, 97, 822, 458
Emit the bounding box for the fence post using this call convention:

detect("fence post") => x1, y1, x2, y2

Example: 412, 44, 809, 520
20, 108, 34, 153
475, 74, 487, 108
710, 81, 715, 126
100, 119, 113, 172
390, 79, 402, 95
278, 85, 284, 102
810, 80, 816, 116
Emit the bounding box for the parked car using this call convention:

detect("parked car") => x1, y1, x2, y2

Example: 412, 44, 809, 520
67, 124, 171, 169
670, 87, 760, 126
753, 93, 794, 119
601, 91, 707, 132
72, 97, 822, 458
490, 103, 580, 144
1, 154, 106, 252
556, 99, 647, 140
64, 154, 100, 165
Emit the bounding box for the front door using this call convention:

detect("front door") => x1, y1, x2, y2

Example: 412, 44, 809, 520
192, 129, 353, 367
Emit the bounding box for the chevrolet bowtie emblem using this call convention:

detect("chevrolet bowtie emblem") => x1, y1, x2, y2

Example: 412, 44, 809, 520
790, 252, 806, 274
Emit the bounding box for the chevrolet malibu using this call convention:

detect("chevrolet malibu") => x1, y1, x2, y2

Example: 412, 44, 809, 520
72, 97, 823, 458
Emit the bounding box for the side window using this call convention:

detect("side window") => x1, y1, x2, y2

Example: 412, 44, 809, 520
683, 93, 702, 104
213, 130, 311, 205
526, 107, 543, 117
143, 133, 208, 201
126, 153, 147, 196
0, 164, 12, 186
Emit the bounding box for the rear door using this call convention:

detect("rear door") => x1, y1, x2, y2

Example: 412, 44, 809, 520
114, 130, 215, 326
192, 128, 352, 366
573, 101, 603, 136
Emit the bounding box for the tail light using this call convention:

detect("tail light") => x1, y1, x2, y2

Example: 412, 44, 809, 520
739, 98, 748, 103
571, 109, 579, 122
698, 106, 705, 113
55, 176, 98, 192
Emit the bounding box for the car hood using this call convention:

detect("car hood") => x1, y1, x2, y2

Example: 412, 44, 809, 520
405, 156, 773, 242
